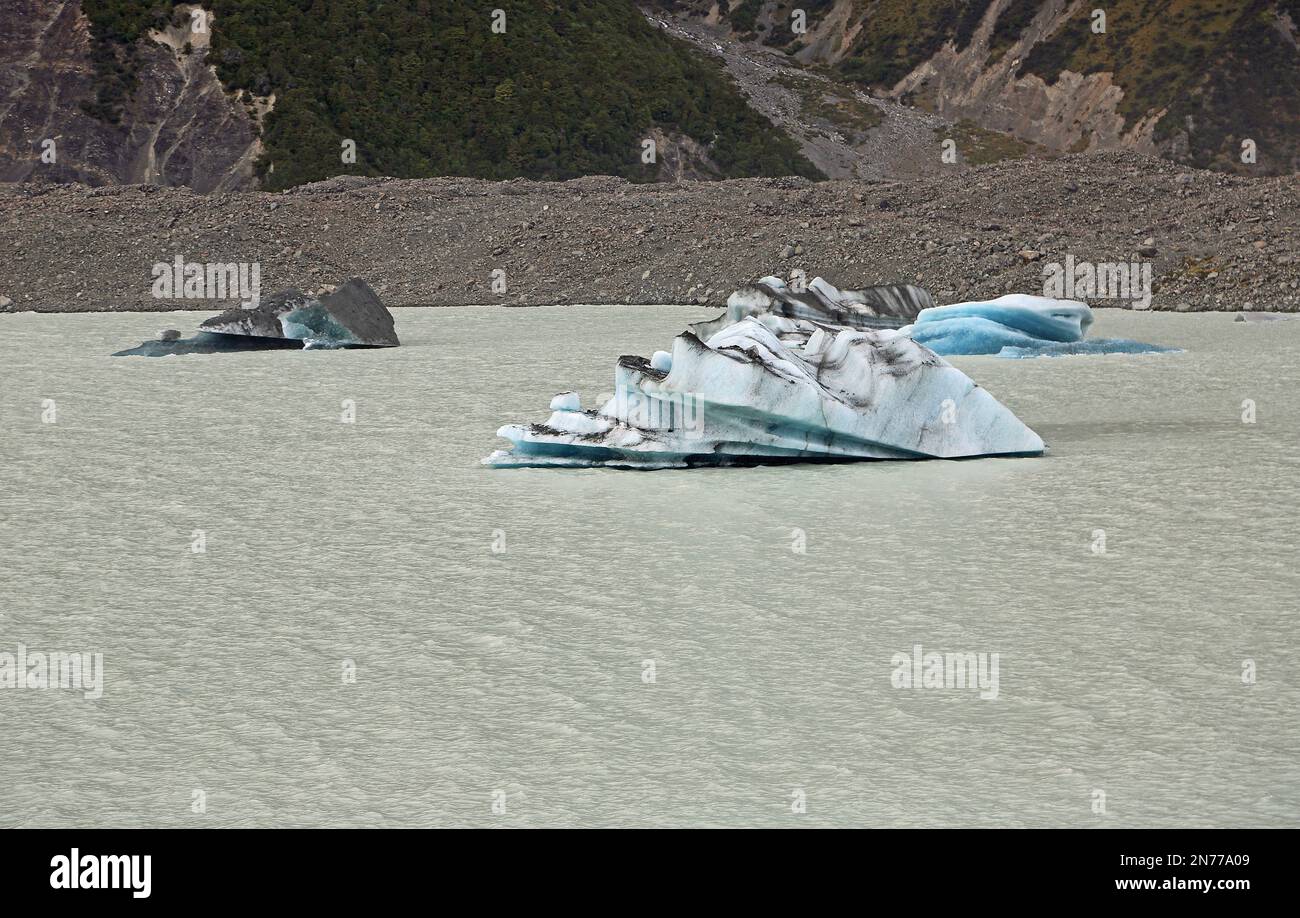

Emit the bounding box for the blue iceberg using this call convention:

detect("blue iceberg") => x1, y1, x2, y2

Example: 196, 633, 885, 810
901, 295, 1178, 358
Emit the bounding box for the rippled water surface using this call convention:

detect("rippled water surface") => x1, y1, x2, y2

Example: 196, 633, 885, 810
2, 307, 1297, 827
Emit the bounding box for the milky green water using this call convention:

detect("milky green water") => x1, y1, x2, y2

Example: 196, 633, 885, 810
1, 307, 1297, 827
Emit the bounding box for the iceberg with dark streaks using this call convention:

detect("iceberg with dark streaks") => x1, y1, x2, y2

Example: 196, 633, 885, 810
690, 275, 933, 341
484, 312, 1044, 469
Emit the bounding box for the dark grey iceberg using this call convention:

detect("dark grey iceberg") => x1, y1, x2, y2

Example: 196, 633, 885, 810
280, 279, 400, 348
113, 278, 399, 356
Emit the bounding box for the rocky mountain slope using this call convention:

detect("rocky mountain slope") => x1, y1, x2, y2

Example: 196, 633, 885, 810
0, 0, 263, 191
655, 0, 1300, 175
2, 152, 1296, 313
645, 8, 1041, 181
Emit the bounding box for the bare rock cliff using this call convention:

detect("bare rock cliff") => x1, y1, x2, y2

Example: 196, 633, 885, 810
0, 0, 263, 191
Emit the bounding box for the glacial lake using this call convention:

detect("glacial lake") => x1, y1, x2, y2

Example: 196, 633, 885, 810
2, 306, 1297, 827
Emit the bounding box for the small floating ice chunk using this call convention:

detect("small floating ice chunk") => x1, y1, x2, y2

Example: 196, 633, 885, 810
1234, 312, 1292, 323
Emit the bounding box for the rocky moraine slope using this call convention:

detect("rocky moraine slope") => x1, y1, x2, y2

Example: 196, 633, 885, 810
2, 152, 1296, 313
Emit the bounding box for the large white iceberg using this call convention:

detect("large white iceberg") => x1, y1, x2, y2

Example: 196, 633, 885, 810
902, 294, 1178, 358
484, 313, 1044, 469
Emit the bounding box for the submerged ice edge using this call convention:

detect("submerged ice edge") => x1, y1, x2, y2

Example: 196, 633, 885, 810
996, 338, 1184, 359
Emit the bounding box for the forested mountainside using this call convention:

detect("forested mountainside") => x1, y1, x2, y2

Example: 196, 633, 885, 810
0, 0, 820, 190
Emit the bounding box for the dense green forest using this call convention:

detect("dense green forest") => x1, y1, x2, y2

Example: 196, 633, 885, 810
81, 0, 822, 188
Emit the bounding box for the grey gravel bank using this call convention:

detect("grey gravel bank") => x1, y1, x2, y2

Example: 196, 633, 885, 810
2, 152, 1297, 313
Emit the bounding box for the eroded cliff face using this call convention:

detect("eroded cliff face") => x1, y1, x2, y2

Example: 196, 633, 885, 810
659, 0, 1299, 174
663, 0, 1146, 156
892, 0, 1160, 157
0, 1, 264, 191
